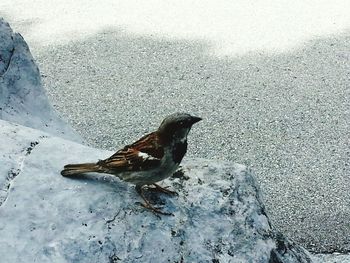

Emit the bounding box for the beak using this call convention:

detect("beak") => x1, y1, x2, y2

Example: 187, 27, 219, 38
190, 116, 202, 124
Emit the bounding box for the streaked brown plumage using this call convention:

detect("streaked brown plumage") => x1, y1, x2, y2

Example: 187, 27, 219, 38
61, 132, 163, 177
61, 113, 202, 215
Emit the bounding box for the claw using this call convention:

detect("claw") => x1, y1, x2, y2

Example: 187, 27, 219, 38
140, 202, 173, 216
135, 185, 174, 216
151, 183, 178, 195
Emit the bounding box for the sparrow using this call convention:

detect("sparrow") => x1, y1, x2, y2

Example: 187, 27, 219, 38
61, 113, 202, 215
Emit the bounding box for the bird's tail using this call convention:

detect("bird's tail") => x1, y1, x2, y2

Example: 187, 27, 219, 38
61, 163, 101, 177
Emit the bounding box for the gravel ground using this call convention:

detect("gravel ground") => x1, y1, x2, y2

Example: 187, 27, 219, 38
313, 254, 350, 263
1, 0, 350, 255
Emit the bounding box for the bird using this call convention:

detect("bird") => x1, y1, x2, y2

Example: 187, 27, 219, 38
61, 113, 202, 215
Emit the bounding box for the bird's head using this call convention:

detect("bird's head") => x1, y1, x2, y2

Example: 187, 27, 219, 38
158, 113, 202, 144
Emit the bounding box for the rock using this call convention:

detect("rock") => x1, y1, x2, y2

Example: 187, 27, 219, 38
0, 18, 81, 142
0, 119, 313, 262
0, 19, 14, 76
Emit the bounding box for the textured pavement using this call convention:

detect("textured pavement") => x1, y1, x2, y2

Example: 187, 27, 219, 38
1, 0, 350, 254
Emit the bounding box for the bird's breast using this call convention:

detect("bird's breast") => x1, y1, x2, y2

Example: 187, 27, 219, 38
171, 140, 188, 164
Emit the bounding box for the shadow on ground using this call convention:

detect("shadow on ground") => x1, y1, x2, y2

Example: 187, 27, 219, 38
30, 28, 350, 253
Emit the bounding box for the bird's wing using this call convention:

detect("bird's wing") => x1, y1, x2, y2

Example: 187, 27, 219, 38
99, 132, 164, 171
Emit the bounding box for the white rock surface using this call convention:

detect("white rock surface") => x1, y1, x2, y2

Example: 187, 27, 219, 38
0, 18, 81, 142
0, 120, 313, 262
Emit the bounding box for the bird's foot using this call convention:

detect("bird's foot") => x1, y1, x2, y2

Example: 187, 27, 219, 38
136, 185, 174, 216
150, 183, 178, 195
140, 202, 174, 216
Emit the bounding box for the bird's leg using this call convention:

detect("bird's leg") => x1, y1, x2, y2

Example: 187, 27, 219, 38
135, 185, 173, 216
151, 183, 178, 195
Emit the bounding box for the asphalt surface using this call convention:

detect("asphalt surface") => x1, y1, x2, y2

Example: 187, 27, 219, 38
1, 1, 350, 254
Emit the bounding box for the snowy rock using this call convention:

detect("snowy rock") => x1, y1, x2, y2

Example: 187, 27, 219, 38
0, 120, 313, 262
0, 18, 81, 142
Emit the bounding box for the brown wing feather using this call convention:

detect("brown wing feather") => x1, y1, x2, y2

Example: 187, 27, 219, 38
98, 132, 164, 172
126, 132, 164, 158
